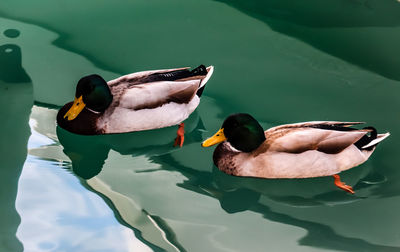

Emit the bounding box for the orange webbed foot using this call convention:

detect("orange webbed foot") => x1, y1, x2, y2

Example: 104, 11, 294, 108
333, 174, 355, 194
173, 123, 185, 147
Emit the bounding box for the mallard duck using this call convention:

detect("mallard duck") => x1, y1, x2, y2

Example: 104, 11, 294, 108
202, 113, 390, 193
57, 65, 214, 146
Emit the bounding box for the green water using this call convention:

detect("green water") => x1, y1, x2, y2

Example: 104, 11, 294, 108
1, 0, 400, 251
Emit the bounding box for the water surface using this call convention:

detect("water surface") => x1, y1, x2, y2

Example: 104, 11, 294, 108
1, 0, 400, 251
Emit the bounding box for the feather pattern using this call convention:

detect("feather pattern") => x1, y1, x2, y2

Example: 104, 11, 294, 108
118, 80, 199, 110
214, 121, 389, 178
262, 124, 367, 154
97, 66, 213, 133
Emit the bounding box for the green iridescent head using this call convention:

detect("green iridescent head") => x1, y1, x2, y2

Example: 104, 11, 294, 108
202, 113, 266, 152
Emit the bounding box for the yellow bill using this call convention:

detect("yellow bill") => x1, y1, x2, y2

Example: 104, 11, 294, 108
202, 128, 227, 147
64, 96, 86, 121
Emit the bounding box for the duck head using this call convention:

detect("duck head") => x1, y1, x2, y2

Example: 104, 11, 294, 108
63, 74, 113, 121
202, 113, 266, 152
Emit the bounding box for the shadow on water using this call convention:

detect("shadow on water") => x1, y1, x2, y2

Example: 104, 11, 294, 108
0, 30, 32, 252
150, 153, 400, 252
54, 101, 397, 251
251, 204, 400, 252
215, 0, 400, 81
56, 112, 204, 180
55, 113, 205, 251
56, 108, 397, 251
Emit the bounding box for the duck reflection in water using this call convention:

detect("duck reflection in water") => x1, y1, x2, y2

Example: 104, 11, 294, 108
56, 112, 205, 179
56, 107, 394, 251
147, 152, 399, 252
0, 38, 32, 252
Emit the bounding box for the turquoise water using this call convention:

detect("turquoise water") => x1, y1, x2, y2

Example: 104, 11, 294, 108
1, 0, 400, 251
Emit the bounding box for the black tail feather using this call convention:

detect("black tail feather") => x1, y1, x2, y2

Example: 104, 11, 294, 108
190, 64, 207, 76
194, 65, 208, 97
196, 85, 206, 97
355, 127, 377, 150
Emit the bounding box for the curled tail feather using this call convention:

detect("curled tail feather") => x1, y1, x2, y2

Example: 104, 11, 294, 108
355, 127, 389, 150
197, 65, 214, 97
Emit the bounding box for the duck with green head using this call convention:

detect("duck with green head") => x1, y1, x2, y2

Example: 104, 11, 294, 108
57, 65, 214, 146
202, 113, 390, 193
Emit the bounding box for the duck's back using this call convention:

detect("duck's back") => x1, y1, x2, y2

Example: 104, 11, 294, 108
97, 66, 213, 133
